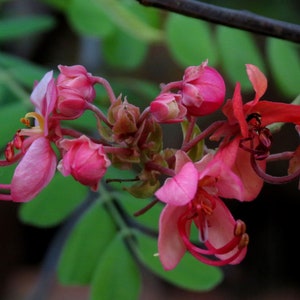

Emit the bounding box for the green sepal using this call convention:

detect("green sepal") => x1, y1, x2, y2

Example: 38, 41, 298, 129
181, 120, 203, 161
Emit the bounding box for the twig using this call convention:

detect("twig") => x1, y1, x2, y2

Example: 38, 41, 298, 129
137, 0, 300, 43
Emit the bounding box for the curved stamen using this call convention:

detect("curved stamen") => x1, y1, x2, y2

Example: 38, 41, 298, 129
251, 153, 300, 184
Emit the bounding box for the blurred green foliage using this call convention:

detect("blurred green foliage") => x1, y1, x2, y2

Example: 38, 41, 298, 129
0, 0, 299, 298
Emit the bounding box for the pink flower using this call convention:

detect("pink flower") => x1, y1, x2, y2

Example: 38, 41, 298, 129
0, 71, 58, 202
181, 60, 225, 116
56, 65, 97, 118
155, 155, 248, 270
57, 135, 111, 191
211, 64, 300, 200
150, 93, 187, 123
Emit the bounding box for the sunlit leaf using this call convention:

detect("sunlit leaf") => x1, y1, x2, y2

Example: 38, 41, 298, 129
57, 199, 117, 284
267, 38, 300, 98
19, 173, 87, 227
216, 26, 266, 90
90, 233, 141, 300
135, 232, 223, 291
166, 13, 218, 67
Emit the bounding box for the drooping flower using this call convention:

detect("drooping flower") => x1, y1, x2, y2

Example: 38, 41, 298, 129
211, 64, 300, 199
150, 92, 187, 123
57, 135, 111, 191
0, 71, 58, 202
155, 152, 248, 270
181, 60, 226, 116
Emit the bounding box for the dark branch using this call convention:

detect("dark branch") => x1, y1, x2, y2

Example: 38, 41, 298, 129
137, 0, 300, 43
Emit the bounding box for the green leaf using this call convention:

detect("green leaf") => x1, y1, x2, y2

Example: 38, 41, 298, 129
57, 200, 117, 284
0, 16, 56, 41
135, 232, 223, 291
102, 29, 148, 69
267, 38, 300, 98
39, 0, 72, 10
216, 26, 266, 90
0, 102, 28, 138
19, 173, 87, 227
100, 0, 162, 42
66, 0, 115, 38
166, 13, 218, 67
90, 234, 141, 300
0, 52, 49, 89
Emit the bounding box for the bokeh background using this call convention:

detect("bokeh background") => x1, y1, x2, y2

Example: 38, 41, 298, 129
0, 0, 300, 299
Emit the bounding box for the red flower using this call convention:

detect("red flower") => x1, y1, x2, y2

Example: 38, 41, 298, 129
211, 65, 300, 200
155, 153, 248, 269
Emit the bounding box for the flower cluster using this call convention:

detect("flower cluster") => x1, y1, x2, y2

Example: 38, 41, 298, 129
1, 61, 300, 270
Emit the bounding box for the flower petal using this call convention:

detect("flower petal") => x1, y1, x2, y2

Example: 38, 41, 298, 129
206, 198, 247, 264
155, 162, 198, 206
11, 137, 57, 202
158, 204, 187, 270
246, 64, 267, 103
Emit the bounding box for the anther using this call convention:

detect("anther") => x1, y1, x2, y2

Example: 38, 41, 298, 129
20, 117, 31, 127
234, 219, 247, 236
238, 233, 250, 249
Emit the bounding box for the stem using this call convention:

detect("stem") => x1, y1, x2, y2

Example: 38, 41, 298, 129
146, 161, 176, 177
182, 116, 196, 145
93, 76, 117, 103
160, 80, 182, 93
85, 102, 111, 126
137, 0, 300, 43
181, 120, 225, 152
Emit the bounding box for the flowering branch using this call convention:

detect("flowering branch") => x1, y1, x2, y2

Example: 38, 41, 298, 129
136, 0, 300, 43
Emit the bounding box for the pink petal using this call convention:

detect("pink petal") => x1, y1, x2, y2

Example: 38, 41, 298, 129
206, 198, 247, 264
155, 162, 198, 206
158, 204, 187, 270
246, 64, 267, 103
30, 71, 53, 112
11, 137, 57, 202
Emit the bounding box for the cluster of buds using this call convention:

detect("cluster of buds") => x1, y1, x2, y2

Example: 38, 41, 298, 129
1, 61, 300, 269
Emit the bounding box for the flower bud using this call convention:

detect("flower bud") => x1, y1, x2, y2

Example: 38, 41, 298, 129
150, 93, 186, 123
56, 65, 97, 118
57, 135, 111, 191
181, 61, 225, 116
108, 97, 140, 141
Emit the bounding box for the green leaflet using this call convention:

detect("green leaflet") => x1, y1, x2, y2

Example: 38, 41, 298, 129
267, 38, 300, 98
216, 26, 266, 91
57, 199, 117, 284
19, 173, 87, 227
166, 13, 218, 67
135, 232, 223, 291
0, 16, 55, 41
90, 233, 141, 300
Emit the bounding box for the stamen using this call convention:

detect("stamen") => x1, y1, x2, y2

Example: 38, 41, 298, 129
251, 153, 300, 184
238, 233, 249, 249
234, 219, 247, 236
